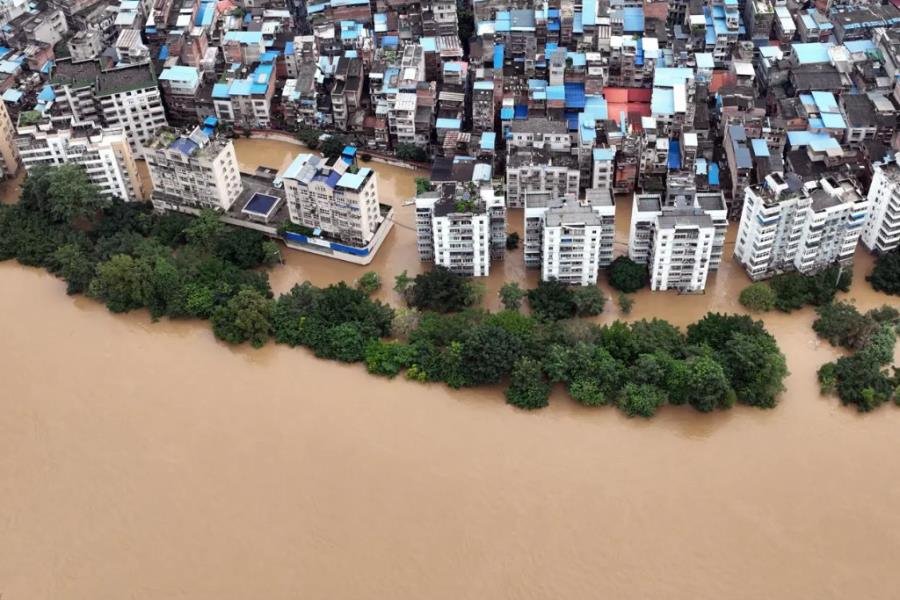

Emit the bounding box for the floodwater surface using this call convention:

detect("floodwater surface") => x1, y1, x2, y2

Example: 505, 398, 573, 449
2, 139, 900, 599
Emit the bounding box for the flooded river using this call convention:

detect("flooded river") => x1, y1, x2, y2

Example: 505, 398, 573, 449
2, 138, 900, 599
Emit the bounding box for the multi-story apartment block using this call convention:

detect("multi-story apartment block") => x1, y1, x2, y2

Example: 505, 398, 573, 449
145, 126, 243, 212
472, 81, 495, 133
15, 117, 142, 202
734, 173, 870, 280
541, 197, 615, 285
281, 153, 381, 246
158, 65, 214, 125
629, 192, 727, 292
0, 99, 19, 178
2, 4, 67, 47
50, 60, 166, 157
507, 147, 581, 209
415, 181, 506, 276
330, 55, 364, 130
861, 159, 900, 253
592, 148, 615, 191
524, 188, 615, 284
212, 60, 276, 129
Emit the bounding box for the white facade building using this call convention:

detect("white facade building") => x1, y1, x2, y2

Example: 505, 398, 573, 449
51, 60, 167, 157
734, 173, 869, 280
145, 127, 243, 212
281, 154, 381, 246
629, 192, 727, 292
415, 182, 506, 277
15, 117, 142, 201
862, 159, 900, 253
524, 189, 615, 285
0, 99, 19, 178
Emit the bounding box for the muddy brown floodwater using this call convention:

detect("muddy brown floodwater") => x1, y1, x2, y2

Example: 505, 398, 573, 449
2, 138, 900, 599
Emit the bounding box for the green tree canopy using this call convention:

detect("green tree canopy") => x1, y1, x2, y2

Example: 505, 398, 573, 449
608, 256, 648, 293
527, 279, 576, 321
211, 287, 273, 348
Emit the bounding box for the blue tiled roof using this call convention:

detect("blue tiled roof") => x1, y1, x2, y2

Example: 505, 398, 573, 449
212, 83, 230, 99
751, 138, 769, 157
708, 163, 720, 186
243, 192, 279, 215
593, 148, 615, 161
564, 82, 585, 109
481, 132, 496, 151
793, 42, 833, 65
500, 106, 514, 120
223, 31, 264, 45
546, 85, 565, 101
668, 139, 681, 169
623, 7, 644, 32
583, 0, 597, 26
436, 117, 462, 129
493, 44, 504, 69
337, 168, 372, 190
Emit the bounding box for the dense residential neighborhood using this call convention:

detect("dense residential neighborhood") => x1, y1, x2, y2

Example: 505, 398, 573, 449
0, 0, 896, 284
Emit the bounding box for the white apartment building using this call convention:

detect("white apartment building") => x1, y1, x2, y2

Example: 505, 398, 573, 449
542, 202, 614, 286
629, 192, 727, 292
507, 147, 581, 209
524, 188, 615, 284
212, 61, 276, 129
389, 92, 421, 146
415, 182, 506, 277
0, 99, 19, 178
734, 173, 869, 280
51, 60, 167, 157
281, 154, 381, 246
145, 126, 243, 212
15, 117, 142, 201
861, 158, 900, 253
592, 147, 615, 190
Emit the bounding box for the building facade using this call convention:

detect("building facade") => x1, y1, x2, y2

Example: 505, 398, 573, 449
15, 117, 142, 201
861, 159, 900, 253
415, 182, 506, 277
281, 153, 381, 246
734, 174, 870, 280
145, 127, 243, 212
629, 192, 727, 292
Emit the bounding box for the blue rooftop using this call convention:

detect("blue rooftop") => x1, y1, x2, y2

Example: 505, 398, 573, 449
565, 82, 585, 109
708, 163, 720, 186
793, 42, 833, 65
436, 117, 461, 129
500, 106, 514, 120
493, 44, 504, 70
514, 105, 528, 119
751, 138, 769, 157
623, 7, 644, 32
583, 0, 597, 25
336, 168, 372, 190
37, 84, 55, 102
481, 132, 496, 151
223, 31, 264, 45
243, 192, 279, 216
668, 139, 681, 169
170, 137, 199, 156
653, 67, 694, 87
593, 148, 615, 161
